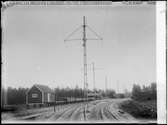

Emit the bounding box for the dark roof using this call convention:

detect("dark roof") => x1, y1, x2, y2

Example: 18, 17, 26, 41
34, 84, 53, 93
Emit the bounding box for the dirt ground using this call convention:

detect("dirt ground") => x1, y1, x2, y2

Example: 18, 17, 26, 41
1, 98, 156, 123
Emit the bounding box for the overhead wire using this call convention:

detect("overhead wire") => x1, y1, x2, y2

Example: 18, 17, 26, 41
64, 25, 82, 42
86, 25, 103, 40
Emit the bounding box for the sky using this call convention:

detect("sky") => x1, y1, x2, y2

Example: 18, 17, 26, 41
2, 4, 156, 93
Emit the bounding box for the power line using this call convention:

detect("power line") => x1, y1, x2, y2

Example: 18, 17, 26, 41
64, 25, 82, 42
86, 25, 103, 40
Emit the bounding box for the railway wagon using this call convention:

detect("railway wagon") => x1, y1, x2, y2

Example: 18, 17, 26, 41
87, 92, 102, 100
26, 84, 101, 108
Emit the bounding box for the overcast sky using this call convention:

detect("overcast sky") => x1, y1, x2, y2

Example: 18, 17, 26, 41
2, 4, 156, 93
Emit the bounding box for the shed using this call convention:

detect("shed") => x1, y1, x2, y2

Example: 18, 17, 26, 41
26, 84, 55, 104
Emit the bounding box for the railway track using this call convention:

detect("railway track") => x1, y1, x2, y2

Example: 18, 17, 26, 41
70, 104, 85, 121
56, 104, 82, 121
2, 99, 137, 122
103, 104, 119, 120
87, 101, 107, 121
47, 103, 80, 121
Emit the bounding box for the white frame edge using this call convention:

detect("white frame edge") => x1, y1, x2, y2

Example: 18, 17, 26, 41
156, 1, 166, 124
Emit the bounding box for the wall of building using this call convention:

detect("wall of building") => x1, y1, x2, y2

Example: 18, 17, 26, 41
27, 86, 43, 104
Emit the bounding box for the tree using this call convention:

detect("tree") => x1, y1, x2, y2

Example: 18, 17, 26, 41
6, 87, 28, 105
132, 84, 142, 100
150, 82, 156, 100
107, 89, 116, 98
124, 89, 131, 98
1, 87, 5, 107
131, 83, 157, 101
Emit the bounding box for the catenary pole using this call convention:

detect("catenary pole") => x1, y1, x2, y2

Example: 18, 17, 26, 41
64, 16, 102, 121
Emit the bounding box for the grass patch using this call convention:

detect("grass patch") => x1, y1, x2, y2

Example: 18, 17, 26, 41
119, 99, 157, 119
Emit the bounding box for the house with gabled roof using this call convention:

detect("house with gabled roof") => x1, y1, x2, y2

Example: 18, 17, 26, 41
26, 84, 55, 104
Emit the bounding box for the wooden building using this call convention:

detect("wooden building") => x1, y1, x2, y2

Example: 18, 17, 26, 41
26, 84, 55, 105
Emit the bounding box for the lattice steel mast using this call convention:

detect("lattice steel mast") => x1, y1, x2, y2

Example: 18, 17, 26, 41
64, 16, 102, 120
83, 16, 88, 104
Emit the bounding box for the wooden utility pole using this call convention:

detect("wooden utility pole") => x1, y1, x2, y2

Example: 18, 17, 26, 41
117, 80, 119, 93
105, 76, 108, 97
92, 62, 95, 92
92, 62, 104, 92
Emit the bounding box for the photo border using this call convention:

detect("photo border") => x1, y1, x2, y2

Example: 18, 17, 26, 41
1, 1, 166, 124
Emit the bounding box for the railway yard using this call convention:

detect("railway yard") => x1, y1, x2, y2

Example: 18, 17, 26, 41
2, 98, 154, 123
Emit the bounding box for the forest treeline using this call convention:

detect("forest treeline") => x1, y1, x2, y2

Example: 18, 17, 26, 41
1, 85, 116, 105
1, 82, 156, 106
120, 83, 157, 119
131, 82, 156, 101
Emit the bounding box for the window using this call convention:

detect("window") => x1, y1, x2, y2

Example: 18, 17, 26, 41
32, 93, 38, 98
